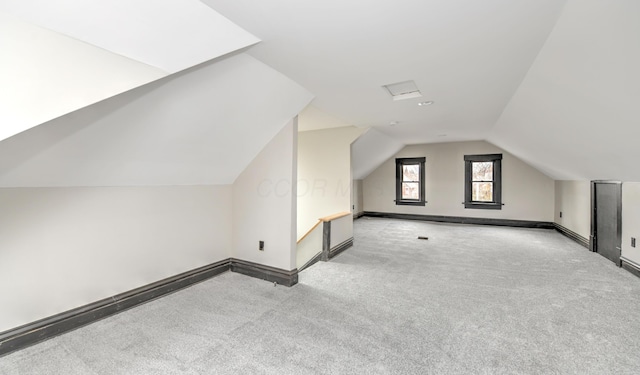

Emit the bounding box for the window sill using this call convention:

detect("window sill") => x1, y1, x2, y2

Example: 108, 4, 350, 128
464, 202, 502, 210
396, 200, 426, 206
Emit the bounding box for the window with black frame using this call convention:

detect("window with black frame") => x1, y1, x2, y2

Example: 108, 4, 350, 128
395, 157, 426, 206
464, 154, 502, 209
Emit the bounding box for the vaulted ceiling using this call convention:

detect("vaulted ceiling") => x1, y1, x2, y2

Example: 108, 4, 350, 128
0, 0, 261, 142
1, 0, 638, 182
0, 53, 312, 186
205, 0, 640, 181
489, 0, 640, 181
204, 0, 566, 145
0, 0, 311, 186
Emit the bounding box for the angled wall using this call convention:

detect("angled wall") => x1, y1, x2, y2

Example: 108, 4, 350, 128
490, 0, 640, 181
233, 119, 298, 271
0, 52, 311, 333
0, 53, 312, 187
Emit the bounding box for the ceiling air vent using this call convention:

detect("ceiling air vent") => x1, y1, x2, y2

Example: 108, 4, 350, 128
382, 80, 422, 101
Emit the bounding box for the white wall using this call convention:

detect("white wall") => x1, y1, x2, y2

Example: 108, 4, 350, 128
297, 126, 365, 239
0, 115, 302, 334
0, 48, 311, 333
554, 180, 591, 238
622, 183, 640, 265
0, 185, 232, 332
330, 215, 353, 249
296, 223, 322, 270
352, 179, 364, 216
554, 181, 640, 266
363, 141, 554, 222
233, 119, 297, 271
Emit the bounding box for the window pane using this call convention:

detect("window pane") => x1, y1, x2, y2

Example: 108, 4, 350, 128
472, 162, 493, 181
402, 164, 420, 182
402, 182, 420, 200
472, 182, 493, 202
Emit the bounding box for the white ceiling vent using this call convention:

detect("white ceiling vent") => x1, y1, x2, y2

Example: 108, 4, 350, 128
382, 80, 422, 101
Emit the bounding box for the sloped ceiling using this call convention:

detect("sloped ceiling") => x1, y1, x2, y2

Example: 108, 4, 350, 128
489, 0, 640, 181
2, 0, 637, 183
203, 0, 566, 144
0, 53, 313, 186
205, 0, 601, 181
0, 13, 165, 142
351, 129, 404, 180
298, 106, 352, 132
0, 0, 259, 142
0, 0, 259, 73
206, 0, 640, 182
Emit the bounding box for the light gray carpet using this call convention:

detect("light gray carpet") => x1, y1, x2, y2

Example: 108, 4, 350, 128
2, 217, 640, 374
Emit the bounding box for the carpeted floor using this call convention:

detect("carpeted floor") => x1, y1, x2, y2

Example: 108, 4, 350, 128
2, 217, 640, 374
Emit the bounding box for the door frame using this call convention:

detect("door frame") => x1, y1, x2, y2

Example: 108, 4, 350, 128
590, 180, 622, 265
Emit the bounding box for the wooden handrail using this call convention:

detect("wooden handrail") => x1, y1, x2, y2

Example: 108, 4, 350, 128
297, 220, 322, 244
297, 212, 352, 244
320, 211, 351, 222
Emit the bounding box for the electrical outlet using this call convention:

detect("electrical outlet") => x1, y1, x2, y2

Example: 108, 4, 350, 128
632, 238, 636, 248
259, 241, 265, 251
559, 211, 562, 218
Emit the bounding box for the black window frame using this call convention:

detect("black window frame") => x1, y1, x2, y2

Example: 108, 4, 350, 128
395, 157, 426, 206
464, 154, 502, 210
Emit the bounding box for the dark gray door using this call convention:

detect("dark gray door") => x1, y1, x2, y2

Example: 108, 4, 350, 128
591, 181, 622, 265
